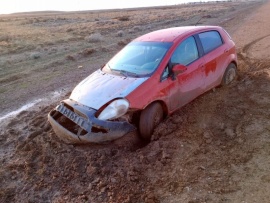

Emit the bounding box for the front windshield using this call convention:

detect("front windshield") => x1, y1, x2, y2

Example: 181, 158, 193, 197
102, 41, 172, 77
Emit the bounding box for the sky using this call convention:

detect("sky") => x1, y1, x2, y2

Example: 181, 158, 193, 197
0, 0, 227, 15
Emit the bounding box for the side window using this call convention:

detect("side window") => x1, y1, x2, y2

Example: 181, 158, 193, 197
171, 36, 199, 66
198, 31, 223, 54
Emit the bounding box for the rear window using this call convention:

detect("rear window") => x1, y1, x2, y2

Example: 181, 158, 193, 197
198, 31, 223, 54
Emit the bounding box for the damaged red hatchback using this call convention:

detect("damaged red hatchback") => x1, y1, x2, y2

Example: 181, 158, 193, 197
48, 26, 237, 143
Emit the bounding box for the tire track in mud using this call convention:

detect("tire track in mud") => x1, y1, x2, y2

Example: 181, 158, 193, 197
242, 34, 270, 54
238, 34, 270, 72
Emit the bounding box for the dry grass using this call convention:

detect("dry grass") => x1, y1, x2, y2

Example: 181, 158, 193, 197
30, 52, 41, 59
116, 30, 124, 37
115, 16, 130, 21
0, 3, 232, 56
85, 33, 103, 43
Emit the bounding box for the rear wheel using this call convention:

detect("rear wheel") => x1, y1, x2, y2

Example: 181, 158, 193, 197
222, 63, 237, 85
139, 103, 163, 141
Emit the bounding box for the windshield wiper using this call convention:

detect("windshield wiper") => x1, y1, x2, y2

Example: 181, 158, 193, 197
112, 69, 139, 78
107, 63, 112, 70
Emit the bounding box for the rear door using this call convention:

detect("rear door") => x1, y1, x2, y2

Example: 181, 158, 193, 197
198, 30, 228, 89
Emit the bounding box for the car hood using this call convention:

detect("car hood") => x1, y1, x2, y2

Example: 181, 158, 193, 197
70, 69, 148, 110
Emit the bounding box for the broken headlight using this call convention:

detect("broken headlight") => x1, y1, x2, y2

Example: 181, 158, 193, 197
97, 99, 129, 120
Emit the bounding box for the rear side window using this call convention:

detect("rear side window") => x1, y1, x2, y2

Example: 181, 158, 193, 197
198, 31, 223, 54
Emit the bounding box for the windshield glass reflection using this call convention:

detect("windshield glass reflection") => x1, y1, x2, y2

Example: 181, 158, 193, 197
102, 41, 172, 77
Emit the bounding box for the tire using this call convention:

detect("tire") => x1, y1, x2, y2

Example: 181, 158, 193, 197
139, 103, 163, 141
222, 63, 237, 85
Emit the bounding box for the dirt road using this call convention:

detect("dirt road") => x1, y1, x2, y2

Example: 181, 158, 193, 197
1, 1, 270, 202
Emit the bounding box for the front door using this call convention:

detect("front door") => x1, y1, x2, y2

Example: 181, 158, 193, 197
168, 36, 205, 111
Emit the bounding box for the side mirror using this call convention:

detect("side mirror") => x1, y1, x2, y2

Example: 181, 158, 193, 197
172, 64, 187, 74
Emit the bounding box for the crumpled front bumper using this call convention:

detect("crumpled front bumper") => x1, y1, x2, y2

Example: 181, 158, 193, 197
48, 99, 136, 144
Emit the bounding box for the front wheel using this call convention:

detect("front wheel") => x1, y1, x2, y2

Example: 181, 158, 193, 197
139, 103, 163, 141
221, 63, 237, 85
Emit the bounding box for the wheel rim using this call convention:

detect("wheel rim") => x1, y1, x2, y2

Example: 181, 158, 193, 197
226, 68, 236, 84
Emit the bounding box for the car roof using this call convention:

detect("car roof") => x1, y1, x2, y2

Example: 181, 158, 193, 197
134, 26, 221, 42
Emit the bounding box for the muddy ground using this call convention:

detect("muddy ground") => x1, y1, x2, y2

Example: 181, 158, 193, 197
1, 0, 270, 202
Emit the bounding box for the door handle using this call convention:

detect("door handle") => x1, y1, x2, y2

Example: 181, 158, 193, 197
199, 64, 205, 69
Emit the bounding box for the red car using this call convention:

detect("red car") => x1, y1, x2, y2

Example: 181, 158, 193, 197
48, 26, 237, 143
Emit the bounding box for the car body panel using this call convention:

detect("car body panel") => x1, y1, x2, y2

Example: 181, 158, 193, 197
201, 30, 237, 90
203, 45, 227, 89
70, 69, 148, 110
172, 58, 205, 109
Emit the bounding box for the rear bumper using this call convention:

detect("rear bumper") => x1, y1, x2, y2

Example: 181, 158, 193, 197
48, 99, 136, 144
